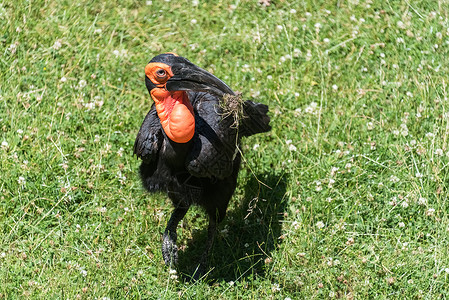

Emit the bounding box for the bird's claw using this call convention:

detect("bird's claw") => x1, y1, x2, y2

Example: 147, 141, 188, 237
191, 262, 207, 281
162, 233, 178, 266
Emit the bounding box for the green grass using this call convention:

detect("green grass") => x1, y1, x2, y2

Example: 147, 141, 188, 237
1, 0, 449, 298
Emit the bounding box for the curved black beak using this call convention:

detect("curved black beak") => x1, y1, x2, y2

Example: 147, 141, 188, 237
166, 62, 235, 96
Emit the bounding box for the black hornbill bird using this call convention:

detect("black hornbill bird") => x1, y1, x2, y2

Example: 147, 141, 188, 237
134, 53, 271, 276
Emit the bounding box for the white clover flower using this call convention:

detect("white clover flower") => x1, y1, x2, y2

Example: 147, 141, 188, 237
418, 197, 427, 205
84, 102, 94, 110
316, 221, 325, 229
367, 122, 374, 130
60, 76, 67, 83
397, 21, 406, 29
332, 84, 338, 90
52, 40, 62, 50
426, 208, 435, 216
8, 43, 17, 54
306, 50, 312, 60
330, 167, 339, 176
78, 79, 87, 88
272, 283, 281, 292
276, 25, 283, 31
18, 176, 26, 185
190, 19, 197, 24
390, 175, 399, 183
425, 132, 434, 139
253, 144, 259, 150
416, 172, 423, 178
305, 102, 318, 114
435, 149, 443, 156
288, 144, 297, 152
290, 9, 296, 14
293, 48, 301, 57
398, 222, 405, 228
146, 0, 152, 4
291, 221, 300, 230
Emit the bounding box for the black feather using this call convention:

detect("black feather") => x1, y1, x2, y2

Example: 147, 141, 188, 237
135, 61, 270, 275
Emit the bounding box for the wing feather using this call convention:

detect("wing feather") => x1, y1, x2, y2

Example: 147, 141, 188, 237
134, 104, 163, 163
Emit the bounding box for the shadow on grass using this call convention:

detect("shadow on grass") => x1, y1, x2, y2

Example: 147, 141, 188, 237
177, 171, 288, 282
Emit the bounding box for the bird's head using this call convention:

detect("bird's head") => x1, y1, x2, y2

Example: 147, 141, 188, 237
144, 53, 234, 143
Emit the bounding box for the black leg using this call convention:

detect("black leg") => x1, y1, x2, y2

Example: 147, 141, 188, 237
192, 218, 217, 280
162, 205, 189, 267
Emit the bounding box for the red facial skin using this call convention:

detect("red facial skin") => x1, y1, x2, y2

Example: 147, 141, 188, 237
145, 62, 195, 143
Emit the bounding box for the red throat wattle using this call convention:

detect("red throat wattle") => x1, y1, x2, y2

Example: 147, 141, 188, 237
150, 89, 195, 143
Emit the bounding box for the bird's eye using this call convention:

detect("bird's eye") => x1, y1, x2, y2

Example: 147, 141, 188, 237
155, 69, 167, 78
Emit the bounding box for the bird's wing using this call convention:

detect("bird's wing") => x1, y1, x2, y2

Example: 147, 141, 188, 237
134, 104, 163, 163
239, 100, 271, 137
186, 92, 238, 179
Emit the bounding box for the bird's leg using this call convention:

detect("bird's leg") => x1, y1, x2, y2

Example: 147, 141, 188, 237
193, 218, 217, 279
162, 205, 189, 267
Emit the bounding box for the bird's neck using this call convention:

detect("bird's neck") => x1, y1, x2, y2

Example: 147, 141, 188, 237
151, 89, 195, 143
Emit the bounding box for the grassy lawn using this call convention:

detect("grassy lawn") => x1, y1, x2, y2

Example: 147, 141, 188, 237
1, 0, 449, 298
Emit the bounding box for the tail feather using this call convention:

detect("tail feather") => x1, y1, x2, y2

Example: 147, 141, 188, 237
239, 100, 271, 137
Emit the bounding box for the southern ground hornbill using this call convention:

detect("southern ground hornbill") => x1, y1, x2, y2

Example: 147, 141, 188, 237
134, 53, 271, 277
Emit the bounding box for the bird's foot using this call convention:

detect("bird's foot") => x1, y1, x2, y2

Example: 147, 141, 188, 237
191, 262, 208, 281
162, 233, 178, 267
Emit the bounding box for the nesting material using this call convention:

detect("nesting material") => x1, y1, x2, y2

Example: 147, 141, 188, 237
221, 92, 245, 128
